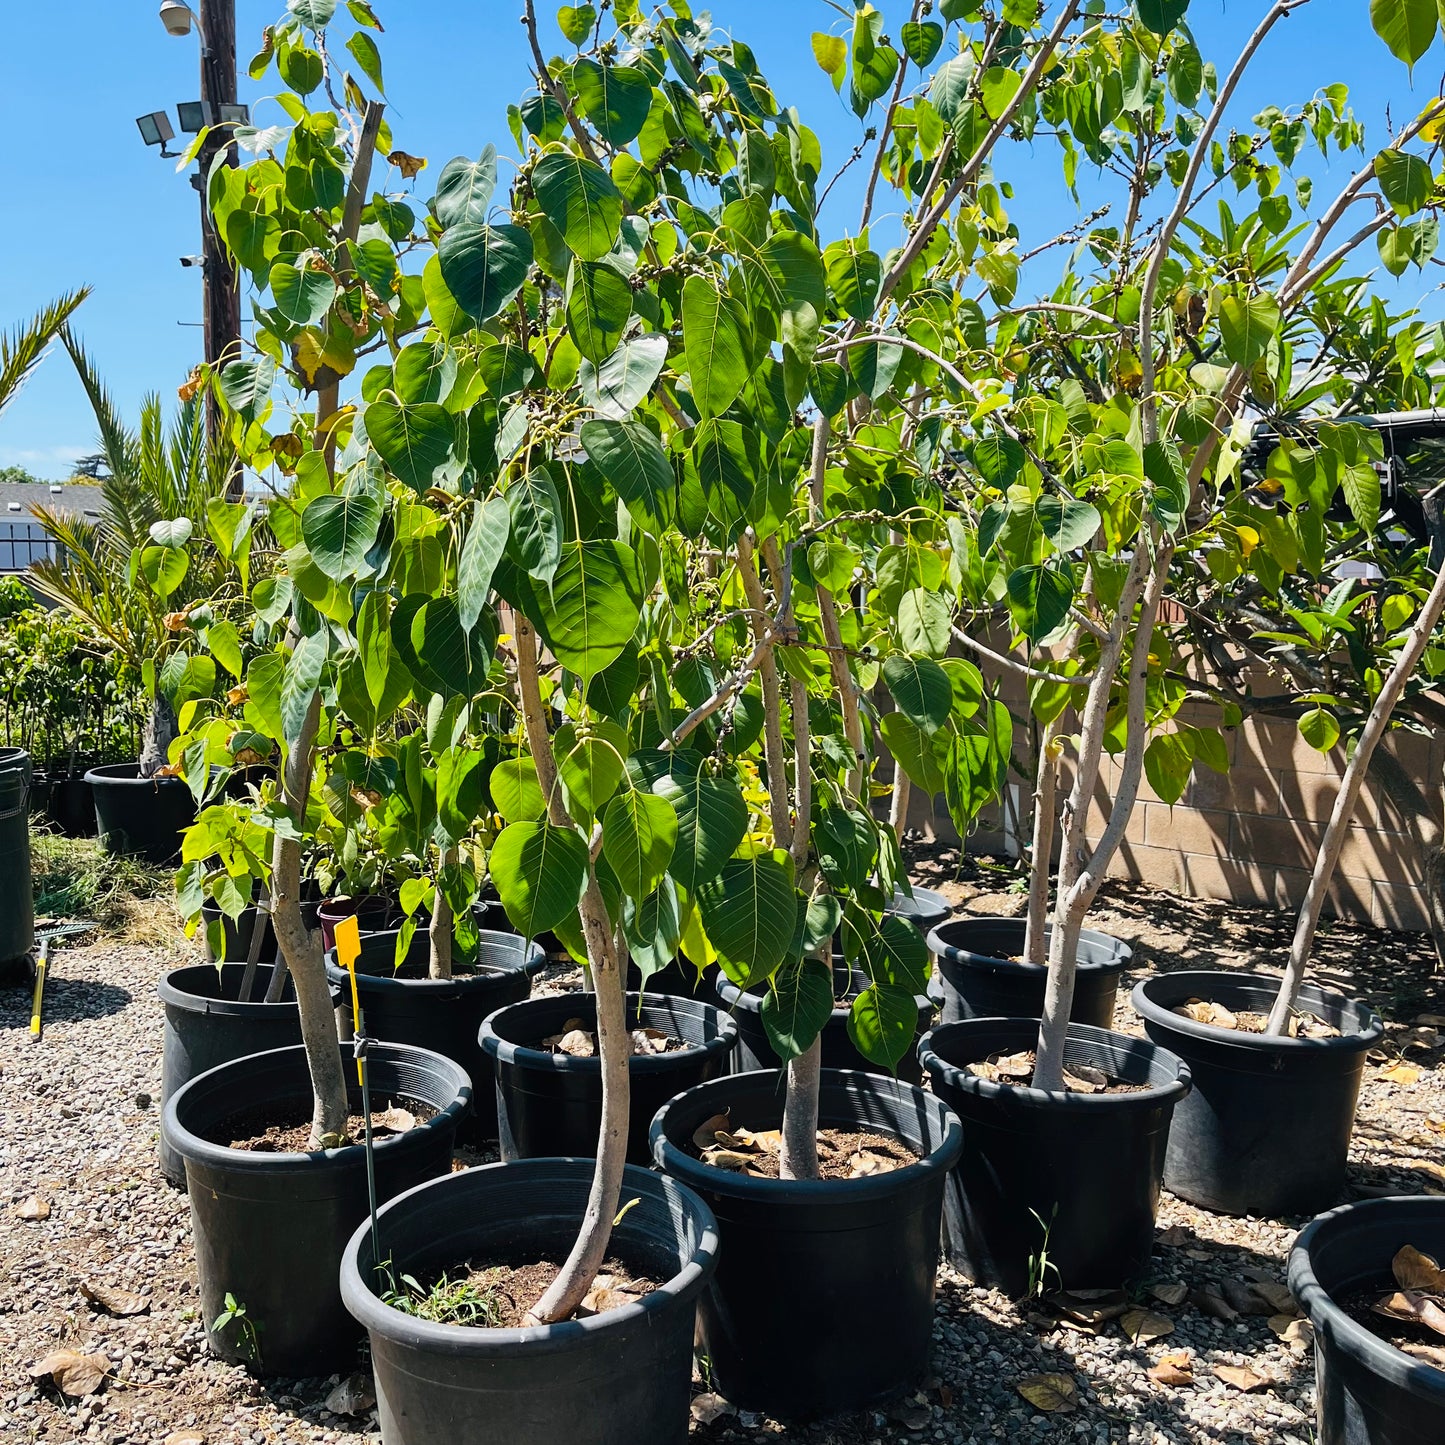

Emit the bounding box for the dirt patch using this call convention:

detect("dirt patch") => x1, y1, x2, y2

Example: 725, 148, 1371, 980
694, 1121, 918, 1180
966, 1049, 1149, 1093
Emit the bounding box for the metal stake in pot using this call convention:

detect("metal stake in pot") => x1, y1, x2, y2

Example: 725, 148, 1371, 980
335, 916, 383, 1282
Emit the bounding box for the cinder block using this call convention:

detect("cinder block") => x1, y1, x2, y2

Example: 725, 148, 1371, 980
1183, 853, 1273, 908
1113, 843, 1188, 892
1372, 881, 1432, 934
1143, 802, 1231, 854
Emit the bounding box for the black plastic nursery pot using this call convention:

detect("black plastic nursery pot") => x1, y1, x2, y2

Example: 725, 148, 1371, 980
0, 748, 33, 986
85, 762, 195, 863
887, 884, 952, 934
478, 991, 737, 1164
341, 1159, 718, 1445
326, 927, 544, 1140
32, 770, 97, 836
926, 917, 1131, 1028
920, 1017, 1190, 1296
1133, 970, 1384, 1217
652, 1068, 963, 1419
716, 962, 933, 1084
162, 1041, 471, 1377
1289, 1196, 1445, 1445
317, 893, 394, 953
156, 962, 338, 1185
199, 901, 278, 964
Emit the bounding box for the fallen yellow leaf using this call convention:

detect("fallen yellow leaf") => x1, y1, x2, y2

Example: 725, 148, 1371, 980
1016, 1373, 1077, 1413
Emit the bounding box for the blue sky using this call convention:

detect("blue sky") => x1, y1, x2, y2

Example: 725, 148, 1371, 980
0, 1, 1435, 475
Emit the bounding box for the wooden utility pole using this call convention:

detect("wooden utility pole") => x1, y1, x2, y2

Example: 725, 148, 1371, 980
195, 0, 241, 474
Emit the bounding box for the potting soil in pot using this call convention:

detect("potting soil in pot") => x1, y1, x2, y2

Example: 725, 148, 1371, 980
965, 1049, 1149, 1094
210, 1098, 436, 1152
1339, 1243, 1445, 1369
383, 1253, 661, 1328
539, 1020, 688, 1056
691, 1116, 918, 1180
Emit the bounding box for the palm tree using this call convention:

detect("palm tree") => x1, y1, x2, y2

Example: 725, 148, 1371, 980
29, 333, 241, 773
0, 290, 90, 418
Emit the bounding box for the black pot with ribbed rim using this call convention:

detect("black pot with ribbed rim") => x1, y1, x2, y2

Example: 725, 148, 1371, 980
162, 1041, 471, 1377
478, 992, 737, 1164
340, 1159, 718, 1445
925, 917, 1131, 1028
1132, 970, 1384, 1217
919, 1017, 1190, 1295
34, 771, 97, 836
0, 749, 32, 985
1289, 1196, 1445, 1445
715, 961, 932, 1084
86, 762, 195, 863
326, 928, 544, 1141
651, 1068, 963, 1419
157, 962, 340, 1185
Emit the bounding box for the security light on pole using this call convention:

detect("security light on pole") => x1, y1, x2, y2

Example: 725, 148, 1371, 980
135, 110, 177, 156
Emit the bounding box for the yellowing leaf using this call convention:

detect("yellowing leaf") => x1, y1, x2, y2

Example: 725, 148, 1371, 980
1016, 1373, 1077, 1413
1394, 1244, 1445, 1293
1236, 524, 1259, 556
1380, 1062, 1422, 1085
1149, 1350, 1194, 1386
1213, 1364, 1267, 1392
1120, 1308, 1175, 1343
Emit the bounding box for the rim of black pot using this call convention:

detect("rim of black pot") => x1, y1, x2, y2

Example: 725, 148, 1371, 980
650, 1066, 964, 1201
158, 961, 297, 1015
1289, 1196, 1445, 1402
918, 1017, 1191, 1112
162, 1041, 472, 1175
714, 968, 931, 1017
325, 929, 547, 989
926, 916, 1132, 975
479, 990, 738, 1075
83, 761, 188, 787
1131, 969, 1384, 1053
339, 1158, 720, 1356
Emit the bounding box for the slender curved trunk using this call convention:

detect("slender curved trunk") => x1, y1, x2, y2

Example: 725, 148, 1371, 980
428, 845, 455, 980
1266, 556, 1445, 1033
140, 692, 178, 778
515, 616, 629, 1325
269, 690, 349, 1144
1023, 719, 1061, 968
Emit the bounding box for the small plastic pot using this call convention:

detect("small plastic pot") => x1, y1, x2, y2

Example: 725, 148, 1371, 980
157, 961, 338, 1185
651, 1068, 963, 1420
1132, 970, 1383, 1216
161, 1041, 470, 1377
715, 961, 932, 1084
316, 894, 394, 953
1290, 1195, 1445, 1445
326, 928, 544, 1141
341, 1159, 718, 1445
478, 991, 737, 1163
920, 1017, 1190, 1295
926, 917, 1130, 1028
85, 762, 195, 863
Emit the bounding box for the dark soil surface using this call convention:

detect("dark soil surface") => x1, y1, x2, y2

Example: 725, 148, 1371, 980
2, 851, 1444, 1443
219, 1100, 435, 1153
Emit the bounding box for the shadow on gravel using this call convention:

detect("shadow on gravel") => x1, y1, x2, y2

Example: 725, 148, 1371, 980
0, 977, 132, 1028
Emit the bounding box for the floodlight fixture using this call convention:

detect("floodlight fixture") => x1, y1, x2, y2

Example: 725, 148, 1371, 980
135, 110, 176, 152
176, 100, 215, 133
218, 102, 251, 126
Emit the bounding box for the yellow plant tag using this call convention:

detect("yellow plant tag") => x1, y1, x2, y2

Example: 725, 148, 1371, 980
334, 915, 364, 1083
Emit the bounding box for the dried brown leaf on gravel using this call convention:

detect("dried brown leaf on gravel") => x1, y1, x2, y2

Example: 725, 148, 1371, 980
1192, 1285, 1239, 1323
1213, 1364, 1268, 1393
1378, 1063, 1422, 1085
1016, 1373, 1078, 1413
15, 1194, 50, 1220
1268, 1315, 1314, 1350
691, 1393, 734, 1425
29, 1349, 111, 1397
324, 1373, 376, 1415
1150, 1280, 1189, 1306
79, 1280, 149, 1316
1148, 1350, 1194, 1386
1120, 1308, 1174, 1343
1251, 1280, 1298, 1315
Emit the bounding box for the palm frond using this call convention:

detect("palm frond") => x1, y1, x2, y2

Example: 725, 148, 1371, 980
61, 328, 138, 485
0, 289, 91, 418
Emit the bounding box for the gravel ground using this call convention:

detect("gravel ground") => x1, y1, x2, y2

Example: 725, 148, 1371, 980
1, 866, 1442, 1445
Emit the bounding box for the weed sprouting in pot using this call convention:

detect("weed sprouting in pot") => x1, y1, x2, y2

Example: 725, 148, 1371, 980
380, 1267, 513, 1329
1026, 1207, 1062, 1303
211, 1293, 262, 1366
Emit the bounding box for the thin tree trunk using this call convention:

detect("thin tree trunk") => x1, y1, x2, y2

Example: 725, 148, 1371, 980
887, 765, 911, 845
737, 533, 791, 846
140, 692, 177, 778
237, 883, 270, 1002
427, 844, 455, 980
1267, 558, 1445, 1032
270, 690, 350, 1144
1024, 719, 1061, 967
515, 616, 629, 1325
780, 1036, 822, 1181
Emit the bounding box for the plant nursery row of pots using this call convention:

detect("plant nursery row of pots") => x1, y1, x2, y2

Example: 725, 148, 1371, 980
156, 891, 1438, 1445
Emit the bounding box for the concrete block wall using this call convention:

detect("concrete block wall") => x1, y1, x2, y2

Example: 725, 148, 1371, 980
906, 698, 1442, 931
